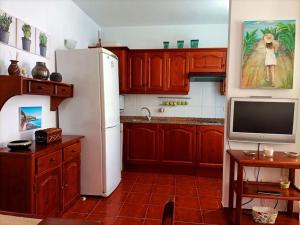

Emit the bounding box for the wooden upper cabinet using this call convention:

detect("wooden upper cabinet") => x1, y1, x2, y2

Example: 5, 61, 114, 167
188, 49, 227, 73
123, 123, 159, 164
128, 51, 147, 93
165, 52, 189, 94
160, 124, 196, 166
197, 126, 224, 167
105, 47, 129, 94
146, 52, 166, 92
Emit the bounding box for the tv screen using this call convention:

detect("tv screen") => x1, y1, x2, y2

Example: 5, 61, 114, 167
229, 98, 298, 143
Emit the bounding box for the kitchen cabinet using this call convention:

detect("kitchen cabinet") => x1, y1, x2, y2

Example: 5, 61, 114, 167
165, 52, 189, 94
0, 136, 83, 217
122, 123, 224, 170
160, 124, 196, 166
197, 126, 224, 168
107, 48, 227, 95
104, 47, 129, 94
188, 49, 227, 73
128, 51, 147, 93
146, 52, 166, 92
123, 123, 159, 164
36, 168, 61, 217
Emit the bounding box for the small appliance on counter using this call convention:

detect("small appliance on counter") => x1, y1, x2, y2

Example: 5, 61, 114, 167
7, 140, 32, 151
35, 128, 62, 144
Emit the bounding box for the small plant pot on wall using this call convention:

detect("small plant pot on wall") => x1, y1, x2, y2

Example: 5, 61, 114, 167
0, 31, 9, 44
39, 45, 47, 57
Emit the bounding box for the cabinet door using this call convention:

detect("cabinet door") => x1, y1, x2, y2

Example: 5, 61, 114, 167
165, 52, 189, 94
123, 123, 159, 164
36, 168, 61, 217
160, 124, 196, 166
146, 52, 166, 92
62, 158, 80, 211
189, 50, 227, 73
128, 52, 147, 93
105, 47, 129, 94
197, 126, 224, 167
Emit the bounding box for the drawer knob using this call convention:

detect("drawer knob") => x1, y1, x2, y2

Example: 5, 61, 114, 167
49, 158, 55, 162
72, 150, 76, 153
37, 86, 44, 90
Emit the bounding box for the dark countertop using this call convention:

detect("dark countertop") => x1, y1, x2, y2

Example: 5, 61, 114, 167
121, 116, 224, 126
0, 135, 84, 157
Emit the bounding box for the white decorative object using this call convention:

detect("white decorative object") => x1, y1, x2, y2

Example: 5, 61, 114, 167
263, 145, 274, 157
252, 206, 278, 224
64, 39, 77, 49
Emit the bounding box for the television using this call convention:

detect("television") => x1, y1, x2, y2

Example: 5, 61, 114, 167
229, 97, 298, 143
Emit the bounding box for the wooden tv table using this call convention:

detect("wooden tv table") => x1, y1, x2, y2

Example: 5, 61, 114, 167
39, 218, 101, 225
227, 150, 300, 225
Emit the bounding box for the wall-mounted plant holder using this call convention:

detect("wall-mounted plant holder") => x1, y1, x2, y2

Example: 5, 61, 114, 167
158, 96, 191, 107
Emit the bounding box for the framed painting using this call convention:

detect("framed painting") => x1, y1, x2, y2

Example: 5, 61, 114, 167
241, 20, 296, 89
19, 106, 42, 131
16, 18, 36, 54
35, 29, 50, 58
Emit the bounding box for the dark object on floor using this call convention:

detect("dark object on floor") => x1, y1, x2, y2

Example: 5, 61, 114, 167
162, 198, 175, 225
35, 128, 62, 144
7, 140, 32, 151
50, 72, 62, 82
39, 218, 101, 225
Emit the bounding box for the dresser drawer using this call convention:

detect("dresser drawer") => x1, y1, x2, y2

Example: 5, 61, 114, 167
29, 81, 54, 95
36, 151, 62, 175
55, 85, 73, 97
63, 142, 81, 162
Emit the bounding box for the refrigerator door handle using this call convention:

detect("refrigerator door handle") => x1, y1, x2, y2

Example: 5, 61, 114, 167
106, 125, 118, 129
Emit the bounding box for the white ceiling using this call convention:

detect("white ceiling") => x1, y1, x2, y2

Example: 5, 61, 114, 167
73, 0, 229, 27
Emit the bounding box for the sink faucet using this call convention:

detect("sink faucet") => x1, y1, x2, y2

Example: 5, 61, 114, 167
141, 107, 151, 121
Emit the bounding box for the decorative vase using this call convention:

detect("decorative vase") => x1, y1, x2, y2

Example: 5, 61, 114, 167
39, 45, 47, 57
8, 60, 21, 76
32, 62, 50, 80
0, 31, 9, 44
22, 37, 31, 52
50, 72, 62, 82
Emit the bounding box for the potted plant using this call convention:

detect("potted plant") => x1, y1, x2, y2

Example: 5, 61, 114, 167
39, 32, 47, 57
22, 23, 31, 51
0, 13, 12, 44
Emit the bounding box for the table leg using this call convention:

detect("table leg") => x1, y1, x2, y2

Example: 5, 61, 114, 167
229, 156, 234, 211
235, 164, 243, 225
287, 168, 296, 215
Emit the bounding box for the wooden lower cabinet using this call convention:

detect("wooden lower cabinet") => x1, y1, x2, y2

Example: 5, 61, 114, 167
160, 124, 196, 166
197, 126, 224, 168
123, 123, 224, 169
123, 123, 159, 164
62, 158, 80, 211
0, 136, 82, 217
36, 167, 61, 217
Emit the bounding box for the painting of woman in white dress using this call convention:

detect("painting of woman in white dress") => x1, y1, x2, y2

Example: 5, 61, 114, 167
241, 20, 295, 89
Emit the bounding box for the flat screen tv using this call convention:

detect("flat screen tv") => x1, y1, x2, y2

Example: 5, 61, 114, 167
229, 97, 298, 143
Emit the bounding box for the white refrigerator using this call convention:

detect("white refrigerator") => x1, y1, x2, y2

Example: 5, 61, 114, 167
56, 48, 121, 197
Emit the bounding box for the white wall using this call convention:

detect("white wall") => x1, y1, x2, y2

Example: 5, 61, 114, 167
102, 24, 228, 49
0, 0, 100, 144
122, 82, 225, 118
222, 0, 300, 211
103, 24, 228, 118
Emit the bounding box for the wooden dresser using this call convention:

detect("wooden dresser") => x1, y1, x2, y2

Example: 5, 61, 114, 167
0, 135, 83, 218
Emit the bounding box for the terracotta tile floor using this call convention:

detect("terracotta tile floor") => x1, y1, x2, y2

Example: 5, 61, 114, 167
63, 171, 226, 225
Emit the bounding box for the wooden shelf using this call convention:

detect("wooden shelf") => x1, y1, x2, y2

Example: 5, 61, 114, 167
0, 75, 73, 111
233, 181, 300, 201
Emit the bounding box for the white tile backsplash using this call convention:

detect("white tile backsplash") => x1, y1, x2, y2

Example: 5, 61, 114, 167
121, 82, 225, 118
